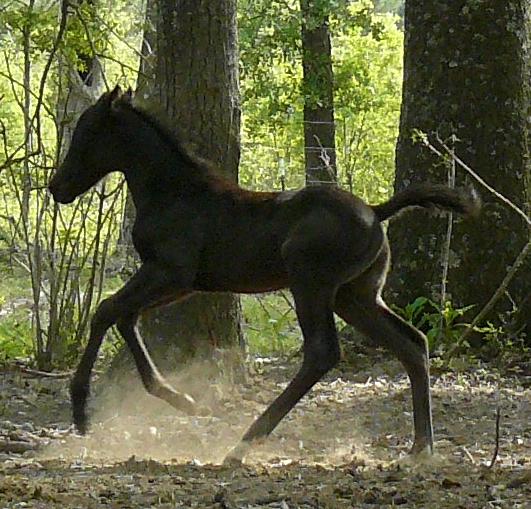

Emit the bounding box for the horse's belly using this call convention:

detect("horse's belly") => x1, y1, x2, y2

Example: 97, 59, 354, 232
195, 258, 289, 294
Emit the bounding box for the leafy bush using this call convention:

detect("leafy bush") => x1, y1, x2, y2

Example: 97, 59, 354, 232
395, 297, 475, 353
0, 314, 34, 363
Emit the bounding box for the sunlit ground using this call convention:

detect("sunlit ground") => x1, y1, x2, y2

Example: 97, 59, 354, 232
1, 354, 529, 508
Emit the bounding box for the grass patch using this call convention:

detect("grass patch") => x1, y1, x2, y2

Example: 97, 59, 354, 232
241, 293, 301, 356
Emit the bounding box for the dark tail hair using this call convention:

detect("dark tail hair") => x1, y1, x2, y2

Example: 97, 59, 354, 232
372, 184, 481, 222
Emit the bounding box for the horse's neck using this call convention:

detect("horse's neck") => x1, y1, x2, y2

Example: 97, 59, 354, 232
121, 115, 238, 211
123, 144, 210, 212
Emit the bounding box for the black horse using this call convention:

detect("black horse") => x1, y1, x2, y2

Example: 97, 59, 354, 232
49, 86, 479, 463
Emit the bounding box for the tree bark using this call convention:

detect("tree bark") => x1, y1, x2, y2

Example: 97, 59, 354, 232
300, 0, 337, 185
387, 1, 530, 335
129, 0, 244, 371
117, 1, 156, 265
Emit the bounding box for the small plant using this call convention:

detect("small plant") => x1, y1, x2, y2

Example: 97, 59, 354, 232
394, 297, 475, 353
242, 293, 301, 355
0, 314, 34, 363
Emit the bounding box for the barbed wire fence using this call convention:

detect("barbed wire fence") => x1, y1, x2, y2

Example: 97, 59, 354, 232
240, 118, 379, 195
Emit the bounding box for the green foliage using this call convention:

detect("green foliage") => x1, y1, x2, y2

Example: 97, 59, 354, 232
395, 297, 475, 352
0, 274, 34, 362
0, 3, 55, 51
239, 0, 403, 202
397, 297, 528, 362
242, 294, 301, 355
333, 11, 403, 201
0, 313, 34, 363
373, 0, 405, 17
0, 0, 142, 368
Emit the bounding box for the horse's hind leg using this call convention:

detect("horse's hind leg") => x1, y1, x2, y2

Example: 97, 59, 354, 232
225, 281, 340, 464
334, 283, 434, 454
70, 263, 196, 433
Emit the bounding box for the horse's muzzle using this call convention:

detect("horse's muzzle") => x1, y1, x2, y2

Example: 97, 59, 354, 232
48, 181, 75, 204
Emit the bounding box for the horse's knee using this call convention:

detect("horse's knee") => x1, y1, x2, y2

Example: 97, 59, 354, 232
409, 329, 429, 366
91, 297, 118, 334
411, 327, 429, 356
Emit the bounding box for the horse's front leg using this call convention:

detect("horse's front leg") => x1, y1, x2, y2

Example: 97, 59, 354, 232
115, 309, 203, 415
70, 262, 197, 434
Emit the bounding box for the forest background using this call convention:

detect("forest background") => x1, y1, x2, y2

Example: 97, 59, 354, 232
0, 0, 528, 373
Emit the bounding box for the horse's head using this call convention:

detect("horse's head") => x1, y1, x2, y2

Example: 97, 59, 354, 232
49, 85, 132, 204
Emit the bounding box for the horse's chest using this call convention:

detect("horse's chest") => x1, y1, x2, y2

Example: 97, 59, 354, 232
132, 211, 204, 262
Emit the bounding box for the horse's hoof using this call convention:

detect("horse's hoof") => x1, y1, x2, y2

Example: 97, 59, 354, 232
223, 442, 249, 467
410, 440, 433, 456
196, 404, 212, 417
180, 396, 211, 417
74, 420, 88, 435
222, 454, 244, 468
73, 412, 89, 435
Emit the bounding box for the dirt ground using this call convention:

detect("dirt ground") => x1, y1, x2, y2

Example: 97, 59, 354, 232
0, 352, 529, 508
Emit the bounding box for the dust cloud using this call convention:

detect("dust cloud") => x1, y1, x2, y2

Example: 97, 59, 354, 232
38, 357, 374, 467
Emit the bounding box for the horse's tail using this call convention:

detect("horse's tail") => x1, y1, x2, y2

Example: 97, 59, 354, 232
371, 184, 480, 222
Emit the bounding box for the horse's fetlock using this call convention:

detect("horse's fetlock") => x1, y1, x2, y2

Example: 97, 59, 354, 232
145, 376, 167, 397
148, 381, 162, 397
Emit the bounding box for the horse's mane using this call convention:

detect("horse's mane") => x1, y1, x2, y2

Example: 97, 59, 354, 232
120, 98, 221, 179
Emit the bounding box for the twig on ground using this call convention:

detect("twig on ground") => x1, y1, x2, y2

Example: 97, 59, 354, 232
8, 365, 74, 378
488, 404, 501, 469
461, 446, 476, 464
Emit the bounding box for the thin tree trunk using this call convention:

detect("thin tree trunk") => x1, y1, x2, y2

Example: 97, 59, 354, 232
300, 0, 337, 186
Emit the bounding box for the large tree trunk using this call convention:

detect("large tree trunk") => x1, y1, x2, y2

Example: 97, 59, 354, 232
116, 1, 156, 265
300, 0, 337, 185
387, 1, 530, 335
129, 0, 244, 371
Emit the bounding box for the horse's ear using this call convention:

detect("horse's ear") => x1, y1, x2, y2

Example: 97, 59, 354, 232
111, 87, 134, 114
109, 85, 122, 102
123, 87, 133, 104
97, 86, 121, 107
109, 86, 133, 113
